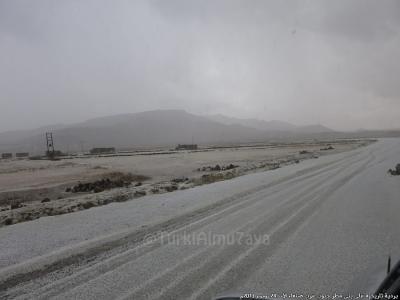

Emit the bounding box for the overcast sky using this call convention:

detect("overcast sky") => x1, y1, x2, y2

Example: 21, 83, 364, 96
0, 0, 399, 132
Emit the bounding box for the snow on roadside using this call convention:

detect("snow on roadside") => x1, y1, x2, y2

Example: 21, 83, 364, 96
0, 143, 376, 280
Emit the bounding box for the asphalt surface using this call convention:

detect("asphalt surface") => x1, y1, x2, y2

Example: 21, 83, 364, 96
2, 139, 400, 300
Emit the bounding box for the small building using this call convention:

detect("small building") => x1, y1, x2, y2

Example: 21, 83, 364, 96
175, 144, 198, 151
90, 147, 116, 155
1, 153, 12, 159
16, 152, 29, 158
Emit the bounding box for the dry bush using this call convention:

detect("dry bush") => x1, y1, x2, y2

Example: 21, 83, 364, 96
103, 171, 150, 183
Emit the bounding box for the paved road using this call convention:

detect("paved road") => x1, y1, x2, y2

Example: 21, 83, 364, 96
1, 139, 400, 299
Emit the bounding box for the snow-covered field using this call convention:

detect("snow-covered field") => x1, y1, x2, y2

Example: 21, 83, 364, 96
0, 140, 365, 192
1, 138, 399, 299
0, 140, 369, 227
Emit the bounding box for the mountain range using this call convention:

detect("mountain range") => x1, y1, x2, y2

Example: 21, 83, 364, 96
0, 109, 389, 154
206, 114, 333, 133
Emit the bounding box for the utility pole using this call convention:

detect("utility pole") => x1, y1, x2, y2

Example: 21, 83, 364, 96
46, 132, 55, 158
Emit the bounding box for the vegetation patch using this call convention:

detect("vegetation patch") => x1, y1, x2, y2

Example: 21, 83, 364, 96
65, 172, 150, 193
197, 164, 238, 172
198, 171, 237, 184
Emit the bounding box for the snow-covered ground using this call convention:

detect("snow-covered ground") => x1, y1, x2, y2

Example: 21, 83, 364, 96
0, 140, 365, 193
0, 139, 399, 299
0, 140, 368, 227
0, 147, 348, 270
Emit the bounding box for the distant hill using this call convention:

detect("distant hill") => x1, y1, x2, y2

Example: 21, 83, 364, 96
206, 114, 333, 133
0, 109, 398, 155
0, 110, 270, 154
294, 124, 334, 133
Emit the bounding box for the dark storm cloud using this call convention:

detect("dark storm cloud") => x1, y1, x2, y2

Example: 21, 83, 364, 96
0, 0, 399, 131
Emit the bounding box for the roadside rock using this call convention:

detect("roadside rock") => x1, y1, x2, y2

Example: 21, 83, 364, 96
10, 202, 23, 210
163, 185, 178, 192
299, 150, 311, 155
388, 163, 400, 176
134, 190, 146, 197
82, 202, 95, 209
321, 145, 335, 151
171, 177, 189, 183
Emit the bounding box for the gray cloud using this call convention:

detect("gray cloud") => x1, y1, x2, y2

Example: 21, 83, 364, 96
0, 0, 399, 132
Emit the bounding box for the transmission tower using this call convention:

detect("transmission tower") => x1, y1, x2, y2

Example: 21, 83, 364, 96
46, 132, 55, 157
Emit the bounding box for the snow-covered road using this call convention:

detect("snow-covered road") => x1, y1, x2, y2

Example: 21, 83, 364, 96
1, 139, 400, 299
